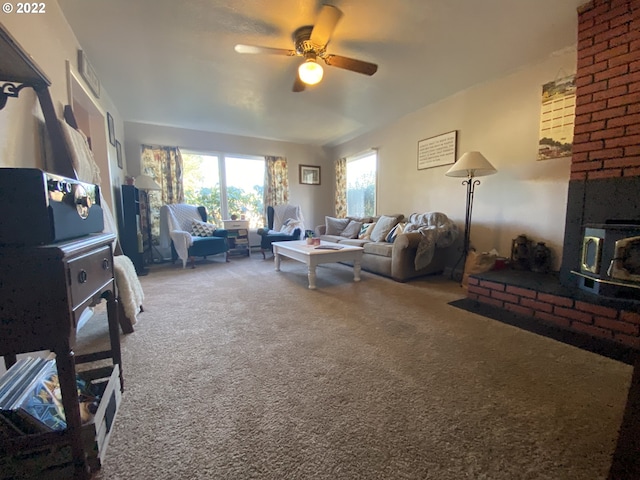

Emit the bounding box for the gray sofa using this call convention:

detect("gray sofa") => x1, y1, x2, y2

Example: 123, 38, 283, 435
314, 213, 458, 282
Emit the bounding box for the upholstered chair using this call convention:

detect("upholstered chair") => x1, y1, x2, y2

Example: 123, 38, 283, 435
159, 204, 229, 268
256, 205, 304, 258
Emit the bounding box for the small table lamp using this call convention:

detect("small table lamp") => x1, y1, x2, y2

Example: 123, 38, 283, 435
445, 151, 497, 274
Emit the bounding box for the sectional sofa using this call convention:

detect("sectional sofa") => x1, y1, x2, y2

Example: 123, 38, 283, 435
314, 213, 458, 282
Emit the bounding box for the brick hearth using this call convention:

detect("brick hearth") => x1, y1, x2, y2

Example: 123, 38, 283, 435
467, 270, 640, 349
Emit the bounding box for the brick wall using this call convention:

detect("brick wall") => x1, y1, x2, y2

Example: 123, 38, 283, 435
467, 277, 640, 348
572, 0, 640, 181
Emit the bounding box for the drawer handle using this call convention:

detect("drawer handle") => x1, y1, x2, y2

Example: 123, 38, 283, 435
102, 258, 110, 270
77, 269, 88, 284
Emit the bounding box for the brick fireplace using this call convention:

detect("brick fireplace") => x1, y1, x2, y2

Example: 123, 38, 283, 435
467, 0, 640, 350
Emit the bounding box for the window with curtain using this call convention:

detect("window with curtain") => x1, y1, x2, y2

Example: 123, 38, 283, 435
346, 151, 377, 217
181, 151, 265, 228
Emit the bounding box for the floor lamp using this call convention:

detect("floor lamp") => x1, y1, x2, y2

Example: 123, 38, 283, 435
445, 151, 497, 279
135, 174, 162, 265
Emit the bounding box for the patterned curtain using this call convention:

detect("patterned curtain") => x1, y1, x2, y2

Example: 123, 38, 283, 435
335, 157, 347, 218
140, 145, 184, 249
263, 156, 289, 217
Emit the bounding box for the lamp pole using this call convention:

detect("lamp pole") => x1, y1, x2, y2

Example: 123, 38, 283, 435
445, 151, 497, 282
462, 175, 481, 257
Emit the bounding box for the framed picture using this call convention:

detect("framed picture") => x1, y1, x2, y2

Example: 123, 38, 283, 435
116, 140, 123, 169
107, 112, 116, 146
417, 130, 457, 170
299, 164, 320, 185
77, 50, 100, 98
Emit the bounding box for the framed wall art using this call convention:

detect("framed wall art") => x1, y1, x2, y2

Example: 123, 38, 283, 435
417, 130, 457, 170
299, 164, 321, 185
116, 140, 123, 169
77, 49, 100, 99
107, 112, 116, 146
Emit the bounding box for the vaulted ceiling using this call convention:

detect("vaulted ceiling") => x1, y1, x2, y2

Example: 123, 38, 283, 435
57, 0, 587, 147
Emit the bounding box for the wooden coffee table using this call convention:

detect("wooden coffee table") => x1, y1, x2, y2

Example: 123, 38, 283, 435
272, 240, 364, 289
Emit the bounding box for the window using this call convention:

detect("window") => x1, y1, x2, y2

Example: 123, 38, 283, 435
346, 151, 377, 217
182, 151, 265, 228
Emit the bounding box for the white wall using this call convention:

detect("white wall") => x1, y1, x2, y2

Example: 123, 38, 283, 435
0, 2, 126, 212
123, 121, 333, 230
329, 50, 576, 270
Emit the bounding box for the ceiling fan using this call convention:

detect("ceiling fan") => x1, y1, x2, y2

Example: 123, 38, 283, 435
234, 4, 378, 92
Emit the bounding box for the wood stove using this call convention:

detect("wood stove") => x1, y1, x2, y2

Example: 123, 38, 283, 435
572, 223, 640, 299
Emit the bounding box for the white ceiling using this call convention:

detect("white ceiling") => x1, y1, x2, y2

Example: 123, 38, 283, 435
57, 0, 587, 147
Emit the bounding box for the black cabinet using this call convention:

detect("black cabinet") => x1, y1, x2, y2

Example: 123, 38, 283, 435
120, 185, 146, 275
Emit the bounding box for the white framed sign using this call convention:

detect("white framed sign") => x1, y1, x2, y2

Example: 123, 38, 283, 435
417, 130, 457, 170
77, 50, 100, 99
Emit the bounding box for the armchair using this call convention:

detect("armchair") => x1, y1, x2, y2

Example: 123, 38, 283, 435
159, 204, 229, 268
257, 205, 304, 258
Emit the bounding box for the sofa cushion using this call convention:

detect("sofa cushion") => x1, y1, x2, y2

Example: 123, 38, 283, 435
320, 234, 345, 244
369, 215, 401, 242
385, 222, 406, 242
340, 220, 363, 239
191, 219, 217, 237
325, 216, 350, 235
363, 242, 393, 257
359, 222, 376, 239
339, 238, 370, 247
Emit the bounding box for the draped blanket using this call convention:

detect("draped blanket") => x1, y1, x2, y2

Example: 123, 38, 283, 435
160, 204, 202, 268
272, 204, 305, 234
113, 255, 144, 325
404, 212, 459, 270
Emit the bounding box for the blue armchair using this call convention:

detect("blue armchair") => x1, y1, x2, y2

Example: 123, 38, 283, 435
160, 204, 229, 268
257, 205, 304, 258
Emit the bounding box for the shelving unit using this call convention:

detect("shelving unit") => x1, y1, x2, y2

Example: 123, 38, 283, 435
223, 219, 250, 257
120, 184, 146, 275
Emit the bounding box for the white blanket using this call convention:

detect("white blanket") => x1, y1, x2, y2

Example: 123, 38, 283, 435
405, 212, 459, 270
114, 255, 144, 325
160, 204, 202, 268
273, 204, 304, 236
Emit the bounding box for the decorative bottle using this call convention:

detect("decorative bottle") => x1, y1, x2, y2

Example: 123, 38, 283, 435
531, 242, 552, 273
511, 234, 531, 270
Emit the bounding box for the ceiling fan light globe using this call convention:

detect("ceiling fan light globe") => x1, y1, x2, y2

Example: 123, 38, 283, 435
298, 60, 323, 85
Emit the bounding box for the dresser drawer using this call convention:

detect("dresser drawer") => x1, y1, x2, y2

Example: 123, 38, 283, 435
68, 245, 113, 310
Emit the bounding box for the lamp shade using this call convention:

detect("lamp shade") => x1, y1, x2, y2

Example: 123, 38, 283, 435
135, 174, 161, 190
298, 59, 323, 85
445, 151, 497, 178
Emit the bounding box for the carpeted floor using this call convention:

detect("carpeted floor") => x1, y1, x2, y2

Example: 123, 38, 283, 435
76, 254, 632, 480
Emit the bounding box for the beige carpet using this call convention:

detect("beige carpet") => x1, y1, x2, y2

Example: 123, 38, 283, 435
76, 254, 632, 480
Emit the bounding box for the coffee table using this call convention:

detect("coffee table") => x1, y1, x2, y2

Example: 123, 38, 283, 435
272, 240, 364, 289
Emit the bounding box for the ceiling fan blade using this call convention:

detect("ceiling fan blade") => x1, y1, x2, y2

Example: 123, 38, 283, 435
293, 75, 306, 92
322, 54, 378, 76
234, 44, 296, 56
309, 4, 343, 48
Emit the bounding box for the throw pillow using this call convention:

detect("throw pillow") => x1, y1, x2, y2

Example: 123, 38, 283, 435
340, 220, 363, 239
385, 222, 406, 242
369, 215, 400, 242
280, 218, 302, 235
191, 219, 217, 237
325, 216, 350, 235
358, 222, 376, 239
